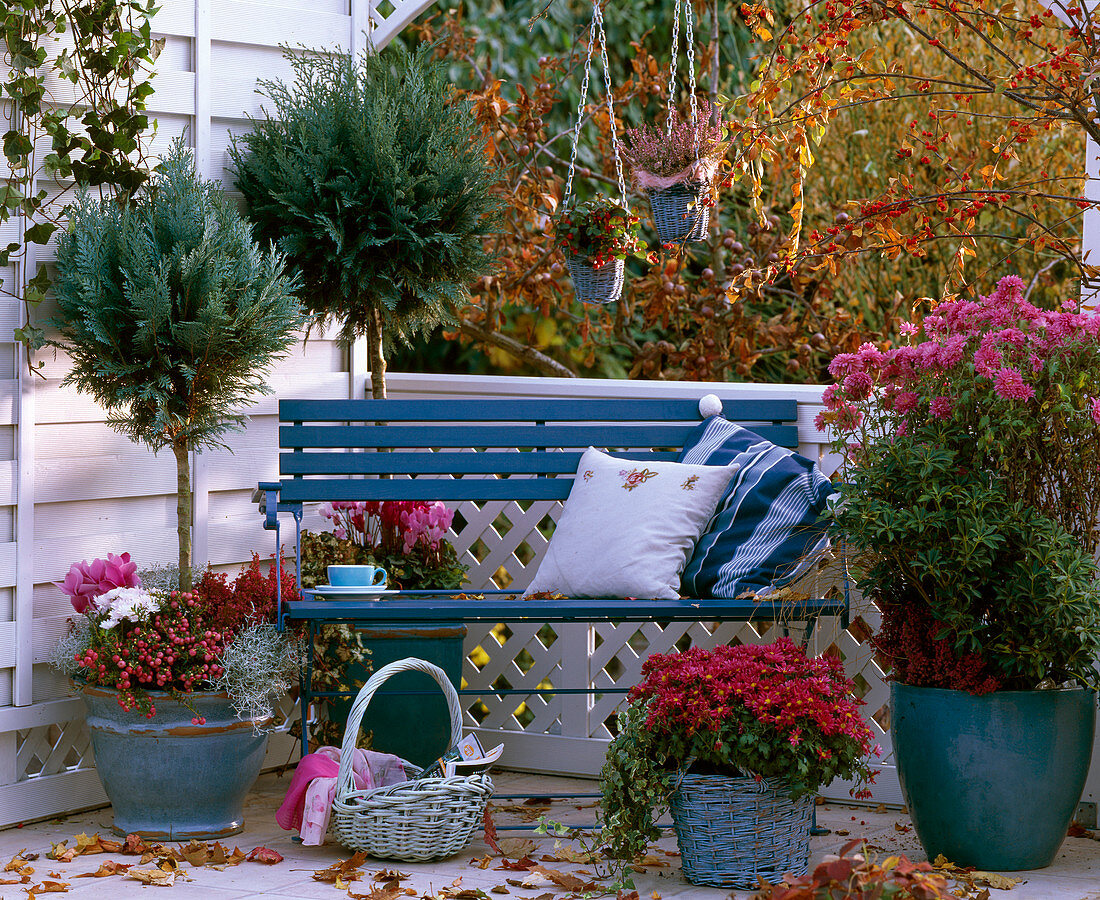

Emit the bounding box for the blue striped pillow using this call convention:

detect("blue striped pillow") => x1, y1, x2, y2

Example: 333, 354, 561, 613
677, 415, 833, 598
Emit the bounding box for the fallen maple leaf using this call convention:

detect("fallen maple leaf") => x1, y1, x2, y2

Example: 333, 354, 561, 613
247, 846, 284, 864
482, 807, 501, 855
73, 861, 132, 878
313, 851, 369, 883
495, 838, 537, 858
494, 856, 537, 871
126, 866, 177, 886
120, 834, 151, 855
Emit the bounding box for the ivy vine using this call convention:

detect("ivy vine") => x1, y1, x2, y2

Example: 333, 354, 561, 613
2, 0, 161, 364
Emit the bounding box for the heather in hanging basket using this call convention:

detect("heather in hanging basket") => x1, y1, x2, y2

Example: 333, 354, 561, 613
625, 101, 725, 243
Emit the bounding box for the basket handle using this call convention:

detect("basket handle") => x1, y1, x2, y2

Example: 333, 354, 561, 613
335, 657, 463, 798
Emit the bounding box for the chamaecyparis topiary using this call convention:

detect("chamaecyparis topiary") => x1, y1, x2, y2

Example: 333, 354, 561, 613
229, 43, 501, 398
51, 139, 305, 591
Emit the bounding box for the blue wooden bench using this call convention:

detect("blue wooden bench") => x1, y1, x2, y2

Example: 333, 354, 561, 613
256, 396, 849, 758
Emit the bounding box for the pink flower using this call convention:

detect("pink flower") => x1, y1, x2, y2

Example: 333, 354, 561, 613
929, 396, 953, 420
1091, 398, 1100, 427
898, 321, 918, 337
893, 391, 919, 414
828, 353, 862, 378
55, 552, 141, 614
842, 371, 873, 400
992, 367, 1035, 401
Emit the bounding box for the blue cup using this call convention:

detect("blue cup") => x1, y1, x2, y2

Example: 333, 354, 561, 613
327, 565, 387, 588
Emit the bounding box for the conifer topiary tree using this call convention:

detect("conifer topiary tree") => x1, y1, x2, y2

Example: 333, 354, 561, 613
52, 139, 305, 591
229, 44, 500, 398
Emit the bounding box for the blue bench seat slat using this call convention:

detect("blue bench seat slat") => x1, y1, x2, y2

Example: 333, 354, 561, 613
280, 450, 683, 476
279, 397, 798, 423
280, 477, 574, 503
282, 596, 846, 624
280, 423, 800, 450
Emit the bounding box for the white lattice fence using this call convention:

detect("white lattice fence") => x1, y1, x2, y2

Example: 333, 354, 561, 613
381, 374, 900, 803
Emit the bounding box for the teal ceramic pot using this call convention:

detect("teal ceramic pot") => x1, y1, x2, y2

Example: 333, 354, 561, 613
891, 682, 1096, 870
329, 624, 466, 768
80, 685, 269, 839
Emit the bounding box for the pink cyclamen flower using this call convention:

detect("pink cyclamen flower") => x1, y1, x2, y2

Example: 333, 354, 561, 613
993, 367, 1035, 401
55, 552, 141, 614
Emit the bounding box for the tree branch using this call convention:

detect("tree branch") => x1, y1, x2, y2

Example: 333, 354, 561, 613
457, 317, 577, 377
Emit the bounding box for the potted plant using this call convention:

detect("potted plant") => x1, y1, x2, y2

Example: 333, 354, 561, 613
600, 638, 877, 889
554, 196, 650, 303
50, 139, 304, 592
51, 555, 301, 839
230, 44, 501, 399
819, 274, 1100, 870
298, 500, 468, 766
623, 99, 725, 244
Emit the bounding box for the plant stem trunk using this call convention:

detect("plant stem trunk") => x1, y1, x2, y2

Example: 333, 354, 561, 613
367, 306, 387, 399
172, 440, 193, 593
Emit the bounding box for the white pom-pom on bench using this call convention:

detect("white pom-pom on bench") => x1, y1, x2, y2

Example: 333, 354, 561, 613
698, 394, 723, 419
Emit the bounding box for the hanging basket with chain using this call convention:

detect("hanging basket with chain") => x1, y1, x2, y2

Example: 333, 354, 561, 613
553, 2, 647, 304
624, 0, 725, 245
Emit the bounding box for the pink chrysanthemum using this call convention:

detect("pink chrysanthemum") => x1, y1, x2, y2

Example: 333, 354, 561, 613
992, 367, 1035, 401
929, 396, 953, 420
1091, 398, 1100, 427
842, 371, 874, 401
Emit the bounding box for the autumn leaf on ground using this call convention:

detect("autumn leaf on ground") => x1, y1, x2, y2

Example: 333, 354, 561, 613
526, 864, 597, 892
6, 851, 34, 872
494, 856, 537, 871
470, 855, 493, 869
120, 834, 152, 855
540, 843, 595, 864
494, 838, 537, 858
482, 807, 501, 855
246, 846, 284, 864
489, 887, 509, 895
73, 860, 132, 877
74, 832, 120, 854
126, 866, 178, 886
25, 880, 70, 898
312, 851, 368, 883
45, 841, 75, 863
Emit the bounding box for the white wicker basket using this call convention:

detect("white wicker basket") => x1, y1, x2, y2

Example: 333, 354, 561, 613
331, 657, 494, 860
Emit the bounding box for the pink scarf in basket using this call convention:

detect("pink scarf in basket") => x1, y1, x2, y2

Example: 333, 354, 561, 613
276, 746, 408, 845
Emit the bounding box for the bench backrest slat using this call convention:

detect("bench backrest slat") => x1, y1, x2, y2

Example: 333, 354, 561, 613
279, 397, 797, 423
275, 397, 802, 504
280, 449, 684, 476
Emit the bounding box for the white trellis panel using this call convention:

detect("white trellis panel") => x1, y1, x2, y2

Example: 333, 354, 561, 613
384, 373, 902, 804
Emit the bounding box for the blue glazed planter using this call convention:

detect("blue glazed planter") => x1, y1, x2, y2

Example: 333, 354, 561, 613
81, 685, 269, 839
891, 682, 1096, 870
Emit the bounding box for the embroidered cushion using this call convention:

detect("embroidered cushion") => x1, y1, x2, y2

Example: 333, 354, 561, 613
677, 415, 833, 598
523, 447, 738, 600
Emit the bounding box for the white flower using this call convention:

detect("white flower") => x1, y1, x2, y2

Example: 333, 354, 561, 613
96, 587, 161, 629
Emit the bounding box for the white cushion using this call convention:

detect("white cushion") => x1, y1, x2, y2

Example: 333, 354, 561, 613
523, 447, 739, 600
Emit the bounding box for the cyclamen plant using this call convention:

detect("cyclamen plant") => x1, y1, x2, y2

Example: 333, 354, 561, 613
55, 553, 141, 614
320, 500, 456, 568
819, 275, 1100, 691
600, 639, 878, 860
554, 197, 651, 269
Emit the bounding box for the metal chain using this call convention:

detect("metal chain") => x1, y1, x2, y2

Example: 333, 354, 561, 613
563, 9, 599, 205
666, 0, 701, 160
666, 0, 681, 138
594, 3, 628, 207
685, 0, 699, 160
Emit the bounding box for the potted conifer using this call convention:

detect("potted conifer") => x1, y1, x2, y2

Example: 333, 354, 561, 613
230, 44, 501, 399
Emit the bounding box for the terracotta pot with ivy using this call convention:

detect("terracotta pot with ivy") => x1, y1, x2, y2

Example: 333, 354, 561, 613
600, 639, 876, 889
821, 275, 1100, 871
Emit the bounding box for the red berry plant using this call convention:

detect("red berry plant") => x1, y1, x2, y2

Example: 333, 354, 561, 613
553, 197, 651, 270
600, 639, 878, 860
52, 554, 302, 724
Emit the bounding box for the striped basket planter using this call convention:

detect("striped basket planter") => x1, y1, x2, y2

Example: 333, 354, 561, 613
669, 772, 813, 888
649, 181, 710, 243
566, 256, 625, 304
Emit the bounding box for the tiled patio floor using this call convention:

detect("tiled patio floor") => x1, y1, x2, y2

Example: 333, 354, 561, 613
2, 771, 1099, 899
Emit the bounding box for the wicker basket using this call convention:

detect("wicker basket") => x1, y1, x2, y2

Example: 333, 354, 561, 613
649, 181, 710, 243
331, 657, 494, 861
669, 772, 813, 888
566, 256, 625, 304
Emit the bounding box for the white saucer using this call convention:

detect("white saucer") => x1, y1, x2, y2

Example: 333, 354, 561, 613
312, 584, 394, 597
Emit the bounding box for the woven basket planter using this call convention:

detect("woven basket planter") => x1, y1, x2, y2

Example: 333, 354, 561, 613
332, 658, 494, 861
648, 181, 710, 243
669, 772, 813, 888
566, 256, 625, 304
